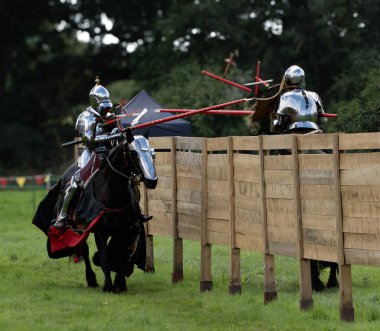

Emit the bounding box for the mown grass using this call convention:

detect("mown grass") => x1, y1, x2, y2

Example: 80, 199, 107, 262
1, 190, 380, 330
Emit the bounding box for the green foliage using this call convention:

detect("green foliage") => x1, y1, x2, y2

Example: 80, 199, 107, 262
2, 190, 380, 330
1, 0, 380, 173
326, 66, 380, 133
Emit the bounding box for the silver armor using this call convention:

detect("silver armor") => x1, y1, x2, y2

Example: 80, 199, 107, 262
276, 89, 324, 132
54, 80, 115, 227
128, 135, 157, 189
273, 65, 326, 133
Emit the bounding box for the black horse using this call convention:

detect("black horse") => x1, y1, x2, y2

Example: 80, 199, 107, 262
33, 132, 157, 293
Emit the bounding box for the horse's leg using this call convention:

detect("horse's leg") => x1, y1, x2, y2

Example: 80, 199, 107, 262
310, 260, 325, 292
326, 262, 339, 288
94, 232, 113, 292
81, 243, 98, 288
113, 273, 127, 294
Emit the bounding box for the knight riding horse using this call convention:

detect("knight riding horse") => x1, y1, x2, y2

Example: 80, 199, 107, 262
33, 79, 157, 292
251, 65, 338, 292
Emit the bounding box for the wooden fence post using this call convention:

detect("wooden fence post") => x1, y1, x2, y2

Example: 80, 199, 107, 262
200, 138, 212, 291
228, 137, 241, 294
260, 136, 277, 303
333, 134, 354, 322
171, 137, 183, 283
292, 136, 313, 310
144, 184, 155, 273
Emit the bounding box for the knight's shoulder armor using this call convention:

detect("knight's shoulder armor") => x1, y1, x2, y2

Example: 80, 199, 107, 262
75, 109, 97, 135
276, 89, 319, 132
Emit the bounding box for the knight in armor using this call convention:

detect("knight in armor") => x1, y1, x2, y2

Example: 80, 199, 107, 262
272, 65, 326, 134
52, 77, 120, 228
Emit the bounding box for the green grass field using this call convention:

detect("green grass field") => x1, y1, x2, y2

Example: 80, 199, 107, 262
1, 190, 380, 330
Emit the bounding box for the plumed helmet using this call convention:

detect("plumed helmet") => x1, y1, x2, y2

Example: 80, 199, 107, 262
284, 65, 305, 87
89, 76, 113, 115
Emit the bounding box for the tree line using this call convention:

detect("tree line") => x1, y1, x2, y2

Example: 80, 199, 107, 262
0, 0, 379, 174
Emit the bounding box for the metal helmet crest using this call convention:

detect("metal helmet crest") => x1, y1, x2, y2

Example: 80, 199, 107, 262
89, 76, 113, 115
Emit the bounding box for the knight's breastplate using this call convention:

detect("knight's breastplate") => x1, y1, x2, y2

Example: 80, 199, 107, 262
277, 90, 319, 132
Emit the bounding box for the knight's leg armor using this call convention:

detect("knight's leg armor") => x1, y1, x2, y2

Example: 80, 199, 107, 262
53, 170, 83, 228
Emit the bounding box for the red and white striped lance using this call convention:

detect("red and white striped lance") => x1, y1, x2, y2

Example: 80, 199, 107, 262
127, 98, 252, 131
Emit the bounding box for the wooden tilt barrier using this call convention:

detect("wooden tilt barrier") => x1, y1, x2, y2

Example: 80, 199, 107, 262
141, 132, 380, 322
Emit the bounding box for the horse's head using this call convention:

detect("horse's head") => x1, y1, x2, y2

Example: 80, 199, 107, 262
126, 132, 158, 189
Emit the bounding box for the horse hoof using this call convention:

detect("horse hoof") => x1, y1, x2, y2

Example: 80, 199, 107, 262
312, 279, 325, 292
326, 279, 339, 289
113, 286, 127, 294
103, 285, 113, 293
88, 282, 99, 288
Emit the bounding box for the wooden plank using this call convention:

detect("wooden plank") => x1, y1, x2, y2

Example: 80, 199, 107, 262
299, 169, 334, 185
206, 166, 229, 181
342, 201, 380, 218
234, 181, 261, 198
267, 212, 296, 228
265, 184, 294, 199
147, 187, 172, 201
148, 198, 172, 212
155, 163, 173, 177
235, 221, 263, 236
259, 136, 269, 254
152, 176, 172, 189
301, 198, 336, 216
207, 205, 230, 220
341, 185, 380, 202
232, 136, 260, 151
177, 188, 202, 204
208, 191, 231, 206
175, 136, 204, 151
264, 170, 294, 185
207, 154, 229, 167
302, 228, 337, 246
208, 218, 230, 234
303, 244, 337, 262
234, 169, 261, 183
339, 132, 380, 150
234, 195, 262, 210
176, 163, 202, 179
344, 233, 380, 250
177, 201, 201, 217
344, 248, 380, 266
178, 224, 201, 241
297, 133, 334, 151
343, 217, 380, 234
268, 226, 297, 242
300, 184, 334, 200
298, 154, 334, 170
207, 180, 229, 192
208, 231, 230, 246
302, 214, 336, 231
340, 152, 380, 170
176, 151, 202, 166
235, 208, 263, 223
206, 137, 229, 151
177, 176, 202, 191
340, 169, 380, 186
266, 198, 296, 214
262, 134, 292, 150
264, 155, 293, 170
233, 153, 260, 169
236, 234, 263, 251
268, 241, 297, 257
178, 213, 201, 229
150, 137, 173, 149
154, 152, 172, 165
